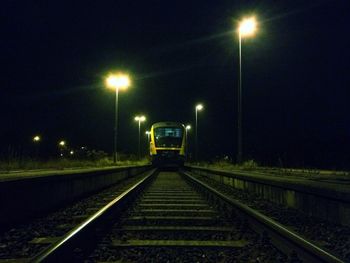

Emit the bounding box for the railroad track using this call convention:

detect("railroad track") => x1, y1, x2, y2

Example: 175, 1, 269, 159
30, 169, 345, 262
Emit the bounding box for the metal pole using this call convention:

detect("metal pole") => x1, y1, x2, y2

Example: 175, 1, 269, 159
138, 120, 141, 160
185, 129, 188, 160
146, 133, 150, 155
195, 109, 198, 162
114, 87, 119, 164
237, 32, 243, 164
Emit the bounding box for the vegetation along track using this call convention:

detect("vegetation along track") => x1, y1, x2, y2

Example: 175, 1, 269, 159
30, 169, 344, 262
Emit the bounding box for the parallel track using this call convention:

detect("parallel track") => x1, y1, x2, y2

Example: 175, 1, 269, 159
181, 170, 345, 263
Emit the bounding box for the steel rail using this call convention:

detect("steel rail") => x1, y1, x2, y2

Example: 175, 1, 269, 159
30, 168, 158, 263
181, 170, 344, 263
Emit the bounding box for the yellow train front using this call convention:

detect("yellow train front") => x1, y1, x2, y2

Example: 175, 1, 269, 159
149, 122, 186, 167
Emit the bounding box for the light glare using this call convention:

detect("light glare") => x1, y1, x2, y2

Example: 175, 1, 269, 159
196, 104, 203, 111
33, 135, 41, 142
106, 74, 130, 90
135, 115, 146, 122
239, 17, 257, 37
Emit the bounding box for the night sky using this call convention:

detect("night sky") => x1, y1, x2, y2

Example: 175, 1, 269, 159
1, 0, 349, 168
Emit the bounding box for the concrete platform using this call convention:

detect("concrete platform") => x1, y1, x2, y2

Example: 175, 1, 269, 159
185, 165, 350, 226
0, 165, 151, 230
0, 165, 143, 182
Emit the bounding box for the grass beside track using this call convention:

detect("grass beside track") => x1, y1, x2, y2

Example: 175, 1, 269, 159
0, 158, 150, 174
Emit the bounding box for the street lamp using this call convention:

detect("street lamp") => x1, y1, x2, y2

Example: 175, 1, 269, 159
58, 140, 66, 157
106, 73, 131, 163
237, 16, 257, 164
145, 131, 151, 141
185, 125, 191, 160
135, 115, 146, 160
145, 131, 151, 156
195, 104, 203, 162
33, 135, 41, 142
33, 135, 41, 159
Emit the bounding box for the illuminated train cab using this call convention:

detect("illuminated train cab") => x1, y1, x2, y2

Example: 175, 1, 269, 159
149, 122, 186, 166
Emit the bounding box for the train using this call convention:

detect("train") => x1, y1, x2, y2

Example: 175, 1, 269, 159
149, 122, 186, 167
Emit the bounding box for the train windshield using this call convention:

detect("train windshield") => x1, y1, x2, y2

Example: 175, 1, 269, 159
154, 127, 183, 147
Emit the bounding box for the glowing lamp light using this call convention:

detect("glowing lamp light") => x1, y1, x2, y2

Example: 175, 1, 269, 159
186, 125, 191, 130
59, 140, 66, 146
195, 103, 203, 161
196, 104, 203, 111
238, 17, 257, 37
236, 16, 258, 163
135, 115, 146, 122
106, 73, 130, 90
105, 72, 131, 163
33, 135, 41, 142
134, 115, 146, 159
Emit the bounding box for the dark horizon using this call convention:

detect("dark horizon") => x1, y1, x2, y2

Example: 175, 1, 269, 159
1, 1, 349, 169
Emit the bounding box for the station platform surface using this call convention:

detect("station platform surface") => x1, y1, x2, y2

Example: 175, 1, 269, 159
0, 166, 123, 182
187, 165, 350, 195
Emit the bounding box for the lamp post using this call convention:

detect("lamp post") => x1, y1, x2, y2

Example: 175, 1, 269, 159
185, 125, 191, 160
106, 73, 130, 164
195, 104, 203, 162
134, 115, 146, 160
145, 131, 150, 142
237, 16, 257, 164
145, 131, 151, 156
58, 140, 66, 157
33, 135, 41, 159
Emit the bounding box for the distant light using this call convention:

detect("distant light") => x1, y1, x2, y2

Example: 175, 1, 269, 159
186, 125, 191, 130
105, 73, 130, 90
59, 140, 66, 146
196, 104, 203, 111
70, 150, 74, 155
33, 135, 41, 142
145, 131, 150, 135
60, 153, 64, 157
135, 115, 146, 122
238, 17, 257, 37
